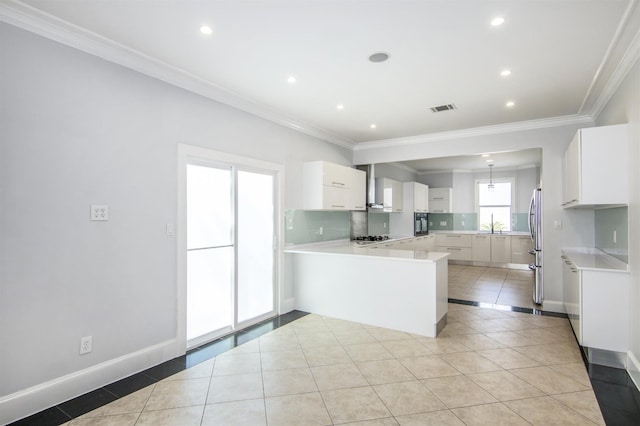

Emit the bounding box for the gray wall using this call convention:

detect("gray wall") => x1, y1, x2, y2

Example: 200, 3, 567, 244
0, 22, 350, 399
418, 167, 539, 214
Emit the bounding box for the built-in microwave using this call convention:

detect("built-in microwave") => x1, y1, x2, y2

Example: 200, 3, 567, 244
414, 212, 429, 236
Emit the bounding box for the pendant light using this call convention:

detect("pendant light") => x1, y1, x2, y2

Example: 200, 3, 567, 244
488, 164, 495, 192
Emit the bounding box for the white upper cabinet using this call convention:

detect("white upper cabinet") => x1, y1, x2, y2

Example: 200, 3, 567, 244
302, 161, 366, 211
346, 167, 366, 210
562, 124, 628, 208
428, 187, 453, 213
376, 177, 404, 212
403, 182, 429, 212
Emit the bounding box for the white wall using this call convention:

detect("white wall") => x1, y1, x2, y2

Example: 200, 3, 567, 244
594, 59, 640, 385
354, 123, 596, 311
0, 22, 350, 418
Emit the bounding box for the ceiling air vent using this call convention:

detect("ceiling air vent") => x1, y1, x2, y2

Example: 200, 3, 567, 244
430, 104, 457, 113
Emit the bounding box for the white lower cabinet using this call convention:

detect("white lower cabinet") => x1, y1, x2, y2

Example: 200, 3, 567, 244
562, 254, 629, 352
490, 235, 511, 263
436, 234, 472, 261
511, 236, 534, 264
471, 235, 491, 262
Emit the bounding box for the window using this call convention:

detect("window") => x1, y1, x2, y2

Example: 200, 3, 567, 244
477, 180, 512, 231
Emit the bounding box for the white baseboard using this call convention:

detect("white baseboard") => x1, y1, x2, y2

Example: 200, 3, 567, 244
541, 299, 565, 313
0, 339, 177, 425
628, 350, 640, 392
279, 297, 295, 314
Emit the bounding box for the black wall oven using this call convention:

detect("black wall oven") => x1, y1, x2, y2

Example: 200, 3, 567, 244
414, 212, 429, 236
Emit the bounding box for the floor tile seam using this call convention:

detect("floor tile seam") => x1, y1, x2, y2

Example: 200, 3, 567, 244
505, 395, 600, 425
548, 390, 605, 422
448, 401, 532, 425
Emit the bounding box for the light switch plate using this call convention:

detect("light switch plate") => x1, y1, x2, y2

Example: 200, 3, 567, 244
91, 205, 109, 221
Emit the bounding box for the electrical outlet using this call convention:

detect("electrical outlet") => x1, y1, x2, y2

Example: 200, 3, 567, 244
90, 205, 109, 221
613, 230, 617, 244
319, 226, 324, 235
440, 221, 447, 226
80, 336, 92, 355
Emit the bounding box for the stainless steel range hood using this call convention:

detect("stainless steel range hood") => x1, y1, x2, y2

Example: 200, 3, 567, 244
357, 164, 384, 211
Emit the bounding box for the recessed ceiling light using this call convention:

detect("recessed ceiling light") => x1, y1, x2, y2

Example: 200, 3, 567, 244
500, 69, 511, 77
369, 52, 389, 63
486, 159, 494, 163
287, 76, 296, 84
491, 16, 505, 26
200, 25, 213, 35
481, 154, 491, 157
370, 124, 377, 129
505, 101, 515, 108
336, 104, 344, 110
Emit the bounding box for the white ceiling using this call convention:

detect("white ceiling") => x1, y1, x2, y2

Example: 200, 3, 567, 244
401, 148, 541, 173
2, 0, 636, 151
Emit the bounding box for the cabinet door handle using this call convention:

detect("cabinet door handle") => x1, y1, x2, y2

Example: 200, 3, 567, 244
446, 247, 462, 251
331, 205, 345, 208
331, 181, 345, 186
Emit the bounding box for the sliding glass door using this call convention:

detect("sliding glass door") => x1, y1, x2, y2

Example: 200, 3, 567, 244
185, 163, 276, 349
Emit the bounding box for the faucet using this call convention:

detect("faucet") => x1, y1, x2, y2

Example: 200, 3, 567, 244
490, 213, 494, 234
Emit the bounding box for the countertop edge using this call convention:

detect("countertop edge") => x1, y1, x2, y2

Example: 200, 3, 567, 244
562, 247, 630, 273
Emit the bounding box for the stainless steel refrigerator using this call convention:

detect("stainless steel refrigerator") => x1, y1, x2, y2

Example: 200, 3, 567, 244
528, 188, 543, 304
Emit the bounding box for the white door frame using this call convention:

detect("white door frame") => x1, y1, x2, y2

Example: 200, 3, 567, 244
177, 144, 285, 356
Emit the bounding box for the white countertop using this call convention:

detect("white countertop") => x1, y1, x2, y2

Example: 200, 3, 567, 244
284, 240, 450, 263
562, 247, 630, 272
429, 230, 530, 236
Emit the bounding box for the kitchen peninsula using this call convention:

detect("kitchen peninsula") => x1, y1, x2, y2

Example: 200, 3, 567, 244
285, 240, 449, 337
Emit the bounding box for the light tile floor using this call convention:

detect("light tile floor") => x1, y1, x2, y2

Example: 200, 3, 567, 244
448, 265, 537, 308
66, 303, 603, 425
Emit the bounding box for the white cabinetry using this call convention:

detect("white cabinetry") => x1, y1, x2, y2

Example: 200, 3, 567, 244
562, 124, 628, 208
562, 256, 581, 342
376, 177, 403, 212
490, 235, 511, 263
471, 235, 491, 262
303, 161, 366, 211
436, 234, 472, 261
562, 253, 629, 353
511, 236, 534, 264
428, 188, 452, 213
403, 182, 429, 212
413, 235, 437, 251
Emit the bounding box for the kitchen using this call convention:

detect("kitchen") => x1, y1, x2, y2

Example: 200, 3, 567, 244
2, 1, 640, 425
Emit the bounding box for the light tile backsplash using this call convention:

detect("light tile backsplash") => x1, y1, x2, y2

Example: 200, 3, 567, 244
595, 206, 628, 263
428, 212, 529, 232
285, 210, 390, 245
368, 213, 390, 235
285, 210, 350, 244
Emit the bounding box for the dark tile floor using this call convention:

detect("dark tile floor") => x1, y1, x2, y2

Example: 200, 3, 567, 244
9, 305, 640, 425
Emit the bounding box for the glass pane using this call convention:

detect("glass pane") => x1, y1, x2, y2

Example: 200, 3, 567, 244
479, 182, 511, 206
187, 164, 232, 249
237, 170, 274, 322
479, 207, 511, 231
187, 247, 233, 340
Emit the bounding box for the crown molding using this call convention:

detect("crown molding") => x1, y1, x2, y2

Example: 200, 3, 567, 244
386, 162, 419, 173
417, 164, 538, 175
353, 114, 593, 151
590, 1, 640, 119
0, 0, 356, 150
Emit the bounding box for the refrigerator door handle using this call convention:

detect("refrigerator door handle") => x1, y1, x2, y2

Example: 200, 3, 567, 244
528, 192, 536, 242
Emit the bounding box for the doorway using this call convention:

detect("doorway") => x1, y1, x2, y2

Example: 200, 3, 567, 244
177, 145, 283, 353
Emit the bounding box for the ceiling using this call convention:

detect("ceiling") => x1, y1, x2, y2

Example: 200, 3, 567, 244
400, 148, 541, 174
2, 0, 637, 149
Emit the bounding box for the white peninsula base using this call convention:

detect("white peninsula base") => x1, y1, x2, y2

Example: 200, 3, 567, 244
285, 243, 449, 337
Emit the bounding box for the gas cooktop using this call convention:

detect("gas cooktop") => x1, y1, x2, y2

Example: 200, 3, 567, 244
353, 235, 390, 245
